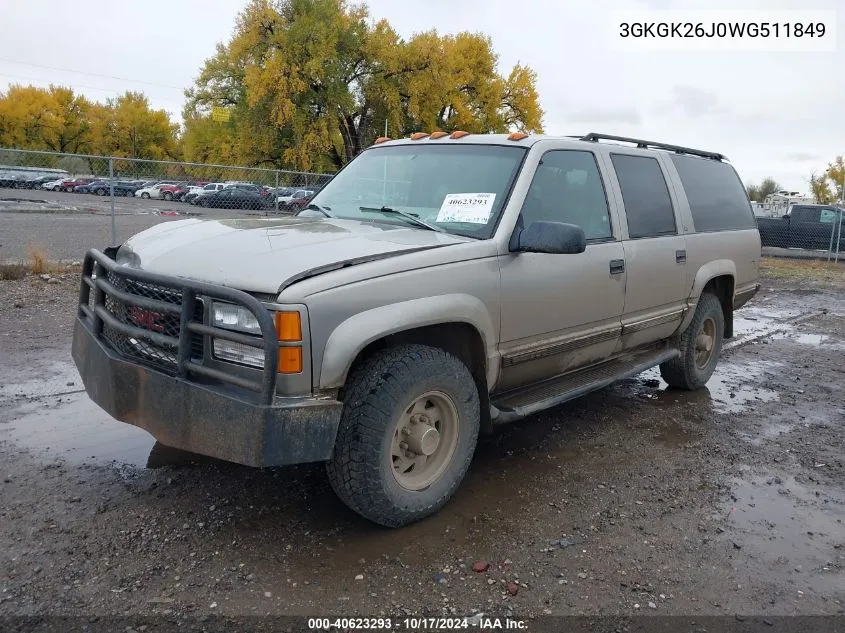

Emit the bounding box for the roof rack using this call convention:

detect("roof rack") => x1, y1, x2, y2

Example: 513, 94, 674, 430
579, 132, 725, 161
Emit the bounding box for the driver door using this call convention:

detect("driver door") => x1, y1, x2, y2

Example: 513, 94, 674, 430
497, 148, 626, 392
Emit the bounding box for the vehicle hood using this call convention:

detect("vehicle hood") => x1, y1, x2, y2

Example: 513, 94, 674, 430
117, 217, 472, 295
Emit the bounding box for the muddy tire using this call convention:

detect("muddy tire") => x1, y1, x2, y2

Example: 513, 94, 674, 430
326, 344, 480, 528
660, 293, 725, 391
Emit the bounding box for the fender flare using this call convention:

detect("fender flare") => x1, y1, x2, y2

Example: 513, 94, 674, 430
319, 294, 499, 390
679, 260, 736, 332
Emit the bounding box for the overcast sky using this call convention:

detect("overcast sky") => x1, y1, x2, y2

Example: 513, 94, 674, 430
0, 0, 841, 191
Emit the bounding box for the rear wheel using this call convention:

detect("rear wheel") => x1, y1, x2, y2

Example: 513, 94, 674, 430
96, 188, 105, 196
660, 293, 725, 390
163, 192, 173, 201
326, 344, 480, 527
53, 186, 61, 191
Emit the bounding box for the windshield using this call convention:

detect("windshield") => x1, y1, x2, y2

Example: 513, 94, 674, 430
310, 143, 527, 238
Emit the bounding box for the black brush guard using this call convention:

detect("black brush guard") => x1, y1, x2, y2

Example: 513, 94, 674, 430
72, 249, 343, 467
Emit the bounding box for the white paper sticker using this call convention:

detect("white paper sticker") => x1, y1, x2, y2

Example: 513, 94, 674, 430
435, 193, 496, 224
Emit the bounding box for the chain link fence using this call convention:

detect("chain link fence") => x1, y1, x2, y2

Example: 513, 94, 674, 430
0, 148, 334, 251
757, 204, 844, 263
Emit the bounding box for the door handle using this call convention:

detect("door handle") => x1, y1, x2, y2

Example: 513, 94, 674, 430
610, 259, 625, 275
676, 249, 686, 264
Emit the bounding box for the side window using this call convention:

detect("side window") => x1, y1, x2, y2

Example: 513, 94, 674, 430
520, 150, 612, 240
670, 154, 756, 231
792, 206, 820, 223
610, 154, 676, 238
820, 208, 841, 223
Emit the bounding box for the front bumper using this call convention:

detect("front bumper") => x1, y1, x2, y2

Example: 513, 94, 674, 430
71, 249, 342, 468
73, 317, 343, 467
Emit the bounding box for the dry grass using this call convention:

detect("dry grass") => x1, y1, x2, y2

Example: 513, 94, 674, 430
27, 247, 50, 275
760, 256, 845, 284
0, 263, 28, 281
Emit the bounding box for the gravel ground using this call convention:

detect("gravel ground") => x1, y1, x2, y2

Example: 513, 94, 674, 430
0, 264, 844, 621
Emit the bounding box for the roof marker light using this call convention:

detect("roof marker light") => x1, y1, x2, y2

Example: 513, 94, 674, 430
450, 130, 470, 139
410, 132, 429, 140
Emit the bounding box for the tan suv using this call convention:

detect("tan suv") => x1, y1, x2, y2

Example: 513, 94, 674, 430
72, 131, 761, 527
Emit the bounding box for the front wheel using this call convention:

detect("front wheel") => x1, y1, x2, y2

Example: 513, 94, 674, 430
326, 344, 480, 527
163, 192, 172, 201
660, 292, 725, 390
141, 192, 150, 199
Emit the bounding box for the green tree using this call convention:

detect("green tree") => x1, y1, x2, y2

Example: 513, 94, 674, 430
183, 0, 544, 172
809, 171, 834, 204
745, 177, 780, 202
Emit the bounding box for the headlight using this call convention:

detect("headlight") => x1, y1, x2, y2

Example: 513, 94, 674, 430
211, 301, 261, 334
212, 340, 264, 368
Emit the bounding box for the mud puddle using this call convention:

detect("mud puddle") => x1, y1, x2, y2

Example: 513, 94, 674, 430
0, 392, 156, 467
622, 359, 781, 414
718, 472, 845, 594
0, 360, 84, 404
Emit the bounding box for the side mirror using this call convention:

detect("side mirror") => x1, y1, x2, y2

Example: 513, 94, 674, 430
511, 221, 587, 254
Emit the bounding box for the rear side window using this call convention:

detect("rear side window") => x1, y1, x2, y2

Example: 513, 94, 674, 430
670, 154, 756, 231
610, 154, 676, 238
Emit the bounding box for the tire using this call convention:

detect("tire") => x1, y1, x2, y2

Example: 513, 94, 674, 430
163, 192, 172, 201
326, 344, 480, 528
53, 186, 61, 191
660, 293, 725, 391
141, 192, 150, 199
96, 188, 105, 196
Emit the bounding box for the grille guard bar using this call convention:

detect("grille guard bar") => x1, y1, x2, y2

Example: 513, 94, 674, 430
77, 249, 280, 405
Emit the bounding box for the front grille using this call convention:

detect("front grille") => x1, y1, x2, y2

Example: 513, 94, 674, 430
99, 273, 204, 375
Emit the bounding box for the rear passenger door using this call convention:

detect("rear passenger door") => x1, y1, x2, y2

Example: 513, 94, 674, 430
603, 152, 688, 351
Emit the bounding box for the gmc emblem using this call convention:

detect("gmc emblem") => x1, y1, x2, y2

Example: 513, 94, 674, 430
130, 306, 165, 333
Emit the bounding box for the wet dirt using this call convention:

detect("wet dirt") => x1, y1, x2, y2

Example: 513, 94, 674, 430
1, 276, 844, 618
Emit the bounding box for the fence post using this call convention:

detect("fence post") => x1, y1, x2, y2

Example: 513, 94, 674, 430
828, 217, 836, 261
836, 210, 843, 264
109, 157, 116, 244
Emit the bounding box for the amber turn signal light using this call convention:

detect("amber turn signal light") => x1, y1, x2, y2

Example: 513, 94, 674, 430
410, 132, 429, 140
450, 130, 469, 139
277, 347, 303, 374
275, 311, 302, 342
429, 131, 448, 139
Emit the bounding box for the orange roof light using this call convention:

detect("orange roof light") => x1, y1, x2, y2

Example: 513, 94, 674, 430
450, 130, 470, 139
410, 132, 429, 140
373, 136, 392, 145
507, 132, 529, 141
429, 131, 448, 139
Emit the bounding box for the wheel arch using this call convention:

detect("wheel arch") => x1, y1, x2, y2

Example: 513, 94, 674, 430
681, 260, 736, 338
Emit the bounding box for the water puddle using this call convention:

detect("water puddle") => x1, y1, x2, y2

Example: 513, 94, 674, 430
623, 360, 781, 414
718, 473, 845, 591
0, 392, 156, 467
769, 331, 845, 349
0, 361, 84, 403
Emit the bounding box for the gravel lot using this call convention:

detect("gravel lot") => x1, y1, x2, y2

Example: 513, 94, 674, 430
0, 261, 843, 622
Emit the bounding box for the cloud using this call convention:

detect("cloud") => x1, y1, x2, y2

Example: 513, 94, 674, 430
669, 85, 727, 117
562, 106, 642, 126
786, 152, 822, 163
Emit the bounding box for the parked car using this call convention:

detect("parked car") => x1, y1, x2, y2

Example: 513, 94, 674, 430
74, 180, 109, 194
134, 184, 170, 199
285, 189, 316, 212
186, 182, 228, 204
172, 181, 208, 201
16, 175, 62, 189
158, 182, 204, 201
194, 187, 267, 210
0, 174, 25, 188
756, 204, 845, 250
42, 178, 72, 191
61, 178, 96, 193
71, 131, 761, 528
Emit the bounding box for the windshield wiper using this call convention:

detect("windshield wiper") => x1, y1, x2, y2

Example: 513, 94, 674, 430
302, 203, 333, 217
358, 206, 445, 232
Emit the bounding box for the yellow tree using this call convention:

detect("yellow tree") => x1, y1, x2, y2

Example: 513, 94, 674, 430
825, 156, 844, 203
183, 0, 544, 172
90, 92, 181, 160
0, 84, 94, 154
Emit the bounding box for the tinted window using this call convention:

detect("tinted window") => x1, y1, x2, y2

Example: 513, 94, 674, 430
670, 154, 755, 231
520, 150, 612, 240
610, 154, 676, 238
792, 206, 820, 223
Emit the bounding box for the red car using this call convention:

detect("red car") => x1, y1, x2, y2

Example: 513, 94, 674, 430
159, 181, 208, 201
61, 178, 96, 193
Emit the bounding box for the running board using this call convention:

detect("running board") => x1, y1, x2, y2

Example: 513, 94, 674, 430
491, 346, 680, 423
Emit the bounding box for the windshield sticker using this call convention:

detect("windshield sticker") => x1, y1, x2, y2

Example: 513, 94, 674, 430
436, 193, 496, 224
